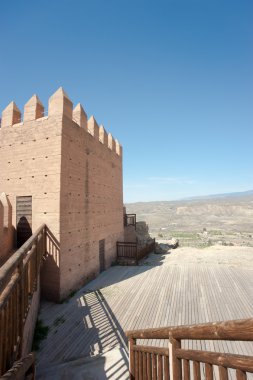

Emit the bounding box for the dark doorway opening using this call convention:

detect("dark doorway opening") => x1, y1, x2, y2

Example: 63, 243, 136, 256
99, 239, 105, 273
16, 196, 32, 248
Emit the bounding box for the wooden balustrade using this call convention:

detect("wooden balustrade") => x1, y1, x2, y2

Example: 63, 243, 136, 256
0, 352, 35, 379
0, 224, 47, 376
117, 239, 156, 265
117, 242, 138, 264
126, 318, 253, 379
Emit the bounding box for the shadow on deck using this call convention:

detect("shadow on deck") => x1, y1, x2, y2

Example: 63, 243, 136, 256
36, 286, 131, 379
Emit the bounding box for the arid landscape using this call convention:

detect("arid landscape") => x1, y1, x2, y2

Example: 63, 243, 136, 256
126, 190, 253, 248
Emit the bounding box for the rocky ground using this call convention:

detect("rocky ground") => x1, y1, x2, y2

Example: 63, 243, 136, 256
154, 229, 253, 248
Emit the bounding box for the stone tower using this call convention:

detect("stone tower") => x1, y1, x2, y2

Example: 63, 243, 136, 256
0, 88, 124, 301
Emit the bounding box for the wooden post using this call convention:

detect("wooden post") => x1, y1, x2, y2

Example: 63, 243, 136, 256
129, 338, 136, 379
205, 363, 213, 380
43, 226, 47, 256
219, 366, 229, 380
236, 369, 247, 380
183, 359, 190, 380
17, 261, 24, 358
193, 361, 201, 380
34, 241, 38, 292
169, 337, 181, 380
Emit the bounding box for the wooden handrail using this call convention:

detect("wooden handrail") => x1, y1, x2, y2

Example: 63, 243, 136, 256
126, 318, 253, 379
0, 224, 46, 292
175, 349, 253, 373
133, 345, 169, 356
126, 317, 253, 340
0, 352, 35, 379
0, 225, 47, 376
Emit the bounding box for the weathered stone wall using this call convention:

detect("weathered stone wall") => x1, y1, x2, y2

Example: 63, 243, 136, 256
124, 225, 137, 243
0, 193, 14, 265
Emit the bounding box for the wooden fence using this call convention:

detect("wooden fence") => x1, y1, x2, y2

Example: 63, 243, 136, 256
117, 239, 156, 264
126, 318, 253, 379
0, 224, 47, 376
117, 241, 138, 263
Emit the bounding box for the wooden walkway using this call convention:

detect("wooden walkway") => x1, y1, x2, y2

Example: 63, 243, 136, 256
36, 249, 253, 379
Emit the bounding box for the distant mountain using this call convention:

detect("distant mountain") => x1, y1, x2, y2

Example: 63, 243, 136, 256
125, 189, 253, 234
182, 190, 253, 201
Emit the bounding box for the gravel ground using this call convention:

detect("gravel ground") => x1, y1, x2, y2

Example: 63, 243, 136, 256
145, 243, 253, 268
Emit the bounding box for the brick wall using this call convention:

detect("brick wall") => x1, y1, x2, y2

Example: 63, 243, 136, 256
59, 115, 124, 299
0, 88, 124, 301
0, 193, 14, 265
0, 96, 62, 299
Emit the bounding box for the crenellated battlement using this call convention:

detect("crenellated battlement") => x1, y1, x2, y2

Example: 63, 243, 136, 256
0, 87, 122, 156
0, 88, 124, 303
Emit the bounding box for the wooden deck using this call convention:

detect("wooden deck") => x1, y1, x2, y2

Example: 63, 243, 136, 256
36, 248, 253, 379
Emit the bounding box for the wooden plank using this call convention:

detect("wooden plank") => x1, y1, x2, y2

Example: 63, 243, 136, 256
126, 318, 253, 340
193, 361, 201, 380
152, 353, 157, 380
157, 354, 163, 380
142, 352, 147, 380
35, 257, 253, 378
183, 359, 190, 380
219, 366, 229, 380
147, 353, 152, 380
139, 351, 143, 380
205, 363, 213, 380
133, 345, 169, 356
129, 338, 135, 379
164, 355, 170, 380
135, 351, 139, 380
170, 338, 181, 380
176, 348, 253, 373
236, 369, 247, 380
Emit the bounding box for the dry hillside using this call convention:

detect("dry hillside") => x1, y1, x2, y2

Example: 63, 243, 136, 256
126, 192, 253, 248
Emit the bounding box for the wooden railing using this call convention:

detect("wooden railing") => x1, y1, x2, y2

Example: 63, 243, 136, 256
0, 352, 35, 379
124, 214, 137, 229
0, 224, 47, 376
126, 318, 253, 379
117, 239, 156, 264
117, 241, 138, 263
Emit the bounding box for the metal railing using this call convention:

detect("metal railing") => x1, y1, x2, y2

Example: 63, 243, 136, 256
126, 318, 253, 379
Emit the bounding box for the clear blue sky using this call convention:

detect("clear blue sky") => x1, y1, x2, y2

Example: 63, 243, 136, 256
1, 0, 252, 202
